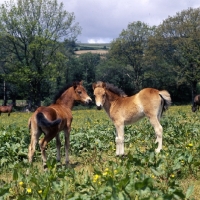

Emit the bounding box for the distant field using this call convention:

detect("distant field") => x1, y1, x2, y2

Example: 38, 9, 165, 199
0, 100, 27, 106
75, 49, 108, 55
75, 43, 110, 55
76, 43, 111, 49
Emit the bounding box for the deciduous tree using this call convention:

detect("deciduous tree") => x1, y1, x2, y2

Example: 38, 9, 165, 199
154, 7, 200, 100
109, 21, 155, 92
0, 0, 81, 108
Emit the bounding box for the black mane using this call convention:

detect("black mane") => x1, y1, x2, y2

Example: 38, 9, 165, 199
106, 83, 127, 97
52, 83, 74, 104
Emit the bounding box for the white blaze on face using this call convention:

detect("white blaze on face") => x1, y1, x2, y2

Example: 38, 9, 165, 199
94, 88, 105, 107
95, 99, 102, 107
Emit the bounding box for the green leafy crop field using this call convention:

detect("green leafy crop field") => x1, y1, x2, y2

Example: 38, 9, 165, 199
0, 106, 199, 199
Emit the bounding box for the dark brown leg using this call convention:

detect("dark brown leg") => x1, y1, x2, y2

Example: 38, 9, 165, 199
56, 134, 61, 162
64, 127, 71, 165
39, 132, 57, 169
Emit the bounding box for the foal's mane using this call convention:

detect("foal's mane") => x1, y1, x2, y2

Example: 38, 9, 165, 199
96, 81, 127, 97
52, 81, 80, 104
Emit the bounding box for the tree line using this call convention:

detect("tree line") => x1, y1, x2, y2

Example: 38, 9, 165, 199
0, 0, 200, 109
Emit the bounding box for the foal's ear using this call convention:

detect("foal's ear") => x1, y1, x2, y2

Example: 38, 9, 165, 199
92, 83, 96, 90
73, 81, 79, 89
102, 82, 106, 88
80, 80, 83, 85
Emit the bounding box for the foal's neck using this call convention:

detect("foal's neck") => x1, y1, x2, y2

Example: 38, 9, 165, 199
103, 90, 119, 113
56, 87, 75, 109
106, 90, 120, 102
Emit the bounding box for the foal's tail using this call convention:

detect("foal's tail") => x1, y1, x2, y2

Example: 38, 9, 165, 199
159, 90, 171, 115
36, 112, 61, 127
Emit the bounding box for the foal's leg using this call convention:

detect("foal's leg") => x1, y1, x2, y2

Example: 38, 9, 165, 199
64, 126, 71, 165
114, 123, 125, 156
157, 103, 163, 122
39, 133, 56, 168
149, 117, 163, 153
56, 134, 61, 162
28, 129, 42, 163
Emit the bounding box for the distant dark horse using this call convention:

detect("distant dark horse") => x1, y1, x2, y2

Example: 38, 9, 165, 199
0, 104, 13, 116
192, 95, 200, 112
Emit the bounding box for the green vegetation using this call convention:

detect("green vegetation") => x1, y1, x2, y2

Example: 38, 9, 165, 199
0, 2, 200, 197
0, 106, 199, 199
0, 0, 81, 107
1, 1, 200, 107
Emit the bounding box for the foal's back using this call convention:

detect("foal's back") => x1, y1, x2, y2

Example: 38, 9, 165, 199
137, 88, 162, 111
112, 88, 162, 124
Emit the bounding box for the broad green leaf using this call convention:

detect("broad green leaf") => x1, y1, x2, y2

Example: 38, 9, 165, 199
185, 185, 194, 198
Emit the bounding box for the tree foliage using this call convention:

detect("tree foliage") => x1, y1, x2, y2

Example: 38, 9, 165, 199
153, 7, 200, 99
1, 4, 200, 106
0, 0, 81, 107
67, 53, 100, 96
109, 21, 155, 92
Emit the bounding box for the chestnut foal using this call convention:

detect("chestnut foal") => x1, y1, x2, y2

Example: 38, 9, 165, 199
28, 81, 92, 168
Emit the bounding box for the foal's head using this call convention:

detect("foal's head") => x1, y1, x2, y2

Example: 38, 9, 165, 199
92, 81, 106, 110
92, 81, 126, 110
73, 81, 92, 104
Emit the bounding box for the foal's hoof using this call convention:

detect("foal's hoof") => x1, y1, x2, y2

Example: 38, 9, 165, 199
66, 161, 70, 166
155, 148, 161, 153
26, 169, 30, 175
56, 162, 62, 169
43, 164, 48, 171
116, 154, 127, 158
121, 154, 127, 159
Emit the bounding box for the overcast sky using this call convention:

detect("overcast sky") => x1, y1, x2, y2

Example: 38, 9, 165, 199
0, 0, 200, 43
60, 0, 200, 43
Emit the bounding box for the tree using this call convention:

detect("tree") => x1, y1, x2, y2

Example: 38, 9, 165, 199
0, 0, 81, 108
109, 21, 155, 92
68, 53, 100, 96
95, 58, 134, 95
153, 7, 200, 101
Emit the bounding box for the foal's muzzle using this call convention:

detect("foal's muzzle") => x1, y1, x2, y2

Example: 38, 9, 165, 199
96, 105, 102, 110
85, 97, 92, 104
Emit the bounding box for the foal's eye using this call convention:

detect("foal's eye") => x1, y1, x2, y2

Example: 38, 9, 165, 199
77, 91, 82, 94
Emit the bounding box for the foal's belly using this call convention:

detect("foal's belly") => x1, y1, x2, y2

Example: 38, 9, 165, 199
122, 105, 145, 125
124, 113, 144, 125
110, 100, 145, 125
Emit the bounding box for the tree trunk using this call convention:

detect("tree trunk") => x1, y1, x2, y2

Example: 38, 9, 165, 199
12, 99, 16, 107
191, 80, 197, 103
3, 80, 7, 106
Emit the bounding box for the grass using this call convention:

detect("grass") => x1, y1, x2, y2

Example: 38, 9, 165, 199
181, 179, 200, 198
0, 105, 200, 199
